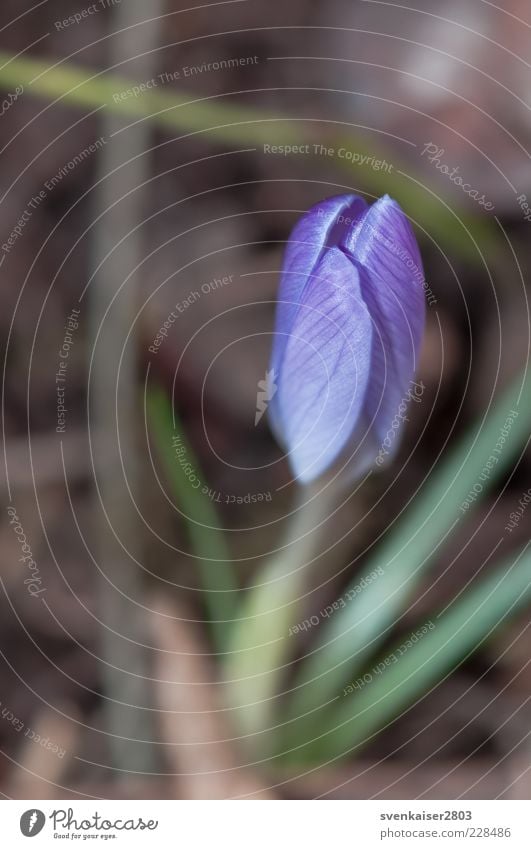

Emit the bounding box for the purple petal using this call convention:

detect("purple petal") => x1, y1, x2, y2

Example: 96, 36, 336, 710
342, 196, 426, 450
270, 194, 368, 377
269, 247, 373, 483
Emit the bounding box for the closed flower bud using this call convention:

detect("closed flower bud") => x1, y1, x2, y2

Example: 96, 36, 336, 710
268, 193, 426, 483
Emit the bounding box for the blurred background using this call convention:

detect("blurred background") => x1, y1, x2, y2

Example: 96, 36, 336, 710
0, 0, 530, 800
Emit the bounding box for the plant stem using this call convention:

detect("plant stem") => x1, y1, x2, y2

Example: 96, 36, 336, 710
223, 484, 341, 755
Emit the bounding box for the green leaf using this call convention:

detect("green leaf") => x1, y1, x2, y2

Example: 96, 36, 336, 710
146, 386, 238, 648
283, 369, 531, 745
282, 545, 531, 762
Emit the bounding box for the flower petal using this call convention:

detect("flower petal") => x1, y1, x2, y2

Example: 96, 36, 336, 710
270, 194, 368, 377
269, 247, 373, 483
341, 196, 426, 450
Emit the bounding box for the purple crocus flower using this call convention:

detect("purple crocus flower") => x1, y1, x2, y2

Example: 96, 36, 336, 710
268, 193, 426, 484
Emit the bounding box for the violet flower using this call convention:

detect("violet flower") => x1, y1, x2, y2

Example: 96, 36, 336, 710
268, 194, 426, 483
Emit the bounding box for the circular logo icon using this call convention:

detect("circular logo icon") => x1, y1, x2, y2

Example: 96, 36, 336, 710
20, 810, 46, 837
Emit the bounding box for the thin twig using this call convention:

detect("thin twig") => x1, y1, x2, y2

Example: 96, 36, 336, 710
90, 0, 164, 776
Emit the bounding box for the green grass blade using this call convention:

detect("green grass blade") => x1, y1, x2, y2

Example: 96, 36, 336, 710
0, 50, 498, 262
146, 386, 238, 648
284, 545, 531, 762
284, 369, 531, 739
